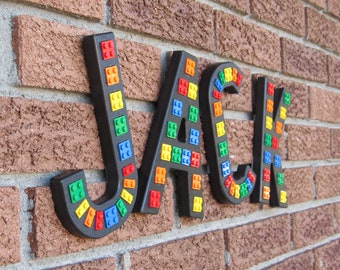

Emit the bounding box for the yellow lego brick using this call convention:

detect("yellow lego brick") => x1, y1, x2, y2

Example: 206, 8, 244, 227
75, 199, 90, 219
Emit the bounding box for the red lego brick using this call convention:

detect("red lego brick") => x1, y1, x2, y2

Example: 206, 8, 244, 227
100, 40, 115, 60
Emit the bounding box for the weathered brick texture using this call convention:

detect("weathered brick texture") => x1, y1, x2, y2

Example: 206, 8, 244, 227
314, 240, 340, 270
217, 0, 250, 14
20, 0, 103, 20
328, 56, 340, 88
0, 187, 20, 266
281, 38, 328, 82
314, 165, 340, 199
336, 203, 340, 233
0, 97, 102, 173
225, 215, 290, 269
328, 0, 340, 18
306, 8, 340, 53
286, 125, 331, 161
27, 180, 174, 258
110, 0, 214, 51
331, 129, 340, 158
284, 167, 314, 204
13, 16, 162, 102
54, 258, 116, 270
216, 11, 281, 71
250, 0, 305, 36
291, 204, 335, 249
129, 231, 225, 270
304, 0, 326, 9
265, 251, 314, 270
310, 87, 340, 123
13, 16, 91, 93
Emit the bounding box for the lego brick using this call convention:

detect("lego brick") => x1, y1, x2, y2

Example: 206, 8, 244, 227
123, 178, 136, 189
118, 140, 132, 161
100, 40, 115, 60
105, 66, 119, 85
109, 91, 124, 111
116, 198, 128, 217
251, 77, 290, 207
50, 32, 138, 238
104, 205, 119, 228
154, 167, 166, 184
68, 179, 85, 204
200, 62, 256, 204
136, 51, 203, 218
113, 115, 128, 136
189, 129, 199, 146
121, 189, 133, 204
188, 105, 198, 123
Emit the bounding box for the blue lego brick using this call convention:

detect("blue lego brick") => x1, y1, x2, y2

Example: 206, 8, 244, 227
172, 99, 183, 117
189, 128, 199, 146
274, 154, 281, 167
263, 151, 271, 164
118, 140, 132, 161
104, 205, 119, 228
181, 149, 191, 166
221, 161, 231, 177
214, 78, 223, 91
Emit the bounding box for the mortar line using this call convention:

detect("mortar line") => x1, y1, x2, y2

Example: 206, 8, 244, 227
248, 234, 340, 270
0, 196, 338, 269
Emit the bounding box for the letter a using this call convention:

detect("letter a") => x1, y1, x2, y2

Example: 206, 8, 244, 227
135, 51, 203, 218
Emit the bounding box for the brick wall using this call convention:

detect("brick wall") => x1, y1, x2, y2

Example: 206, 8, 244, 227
0, 0, 339, 269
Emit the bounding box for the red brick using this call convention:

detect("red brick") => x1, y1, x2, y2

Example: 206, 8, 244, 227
54, 258, 115, 270
27, 180, 174, 258
336, 203, 340, 233
314, 240, 340, 270
130, 231, 225, 270
253, 74, 309, 119
286, 125, 331, 161
310, 87, 340, 123
305, 0, 326, 9
0, 187, 20, 265
110, 0, 214, 51
281, 38, 328, 82
284, 167, 314, 204
180, 175, 258, 226
265, 251, 314, 270
292, 205, 335, 249
13, 16, 162, 102
216, 11, 281, 71
250, 0, 305, 36
328, 0, 340, 18
0, 97, 102, 173
117, 41, 161, 102
314, 165, 340, 199
12, 16, 91, 93
225, 215, 290, 270
128, 111, 152, 167
306, 8, 340, 54
216, 0, 250, 14
328, 55, 340, 88
20, 0, 103, 20
226, 120, 254, 166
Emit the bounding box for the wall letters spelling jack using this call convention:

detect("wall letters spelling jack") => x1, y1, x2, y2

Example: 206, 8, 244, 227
50, 32, 290, 239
